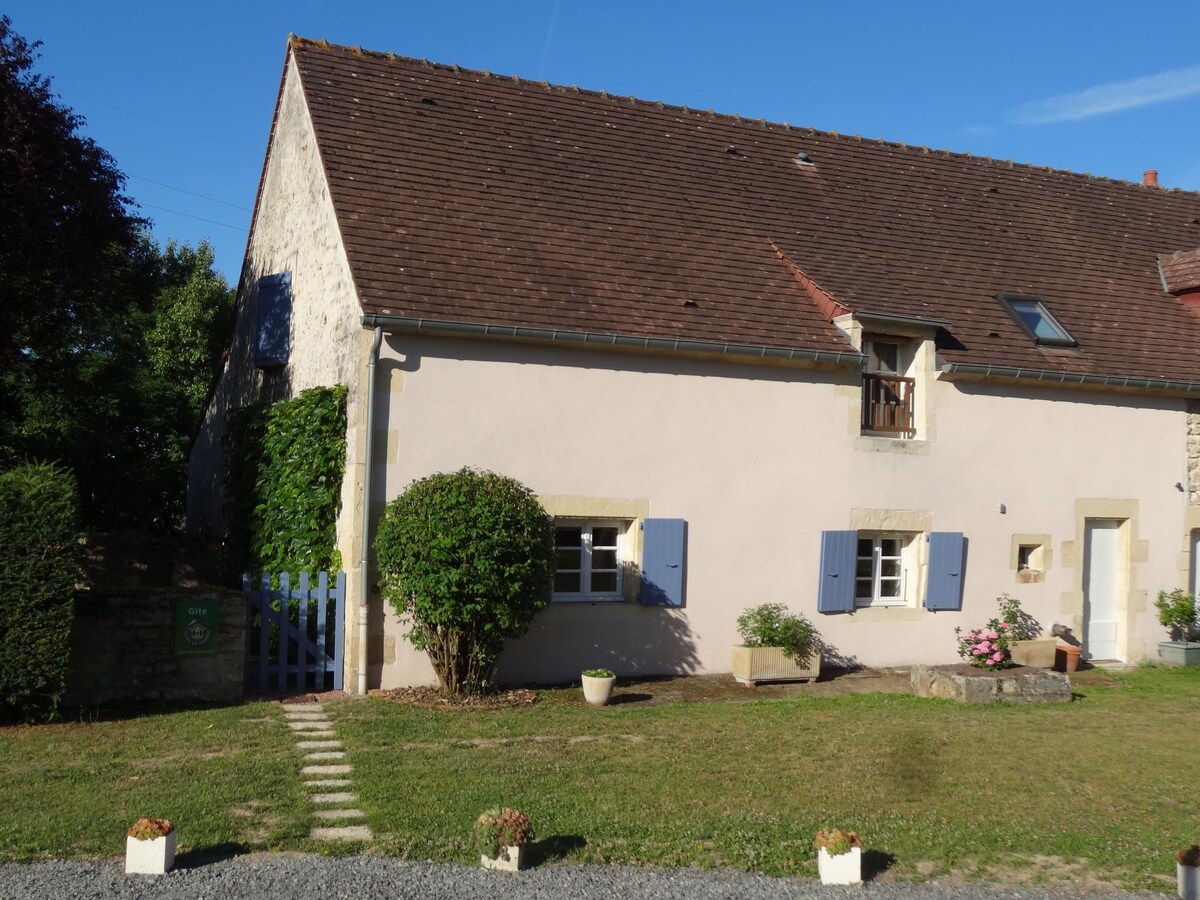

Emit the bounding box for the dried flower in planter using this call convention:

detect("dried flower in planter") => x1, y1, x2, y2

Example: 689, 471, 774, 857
472, 807, 533, 861
813, 827, 862, 857
127, 818, 174, 841
1179, 845, 1200, 866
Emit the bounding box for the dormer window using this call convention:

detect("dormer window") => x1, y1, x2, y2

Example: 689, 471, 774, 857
861, 337, 916, 438
997, 294, 1077, 347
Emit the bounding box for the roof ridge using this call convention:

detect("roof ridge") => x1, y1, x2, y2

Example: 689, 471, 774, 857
287, 35, 1200, 197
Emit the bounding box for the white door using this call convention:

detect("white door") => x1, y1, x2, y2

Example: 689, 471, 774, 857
1083, 520, 1121, 661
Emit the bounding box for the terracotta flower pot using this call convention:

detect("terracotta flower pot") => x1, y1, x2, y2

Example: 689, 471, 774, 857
1054, 645, 1080, 673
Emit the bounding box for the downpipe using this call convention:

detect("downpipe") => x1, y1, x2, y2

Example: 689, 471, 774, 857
358, 326, 383, 695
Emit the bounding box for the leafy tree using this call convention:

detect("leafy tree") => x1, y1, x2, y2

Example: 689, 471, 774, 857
147, 240, 236, 415
0, 18, 233, 531
375, 468, 555, 697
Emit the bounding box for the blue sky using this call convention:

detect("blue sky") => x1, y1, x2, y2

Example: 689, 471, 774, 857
8, 1, 1200, 283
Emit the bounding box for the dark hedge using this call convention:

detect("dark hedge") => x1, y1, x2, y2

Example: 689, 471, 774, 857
0, 462, 79, 723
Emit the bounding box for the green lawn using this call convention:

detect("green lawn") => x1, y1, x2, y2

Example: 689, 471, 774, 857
0, 703, 309, 861
329, 665, 1200, 890
0, 667, 1196, 892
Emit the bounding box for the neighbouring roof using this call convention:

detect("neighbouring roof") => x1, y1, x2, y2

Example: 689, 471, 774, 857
284, 37, 1200, 383
1160, 249, 1200, 295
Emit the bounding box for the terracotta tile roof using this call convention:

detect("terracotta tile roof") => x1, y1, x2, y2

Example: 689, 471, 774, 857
289, 38, 1200, 383
1160, 248, 1200, 295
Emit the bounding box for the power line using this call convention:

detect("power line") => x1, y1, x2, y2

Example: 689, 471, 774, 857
141, 203, 249, 232
129, 173, 252, 211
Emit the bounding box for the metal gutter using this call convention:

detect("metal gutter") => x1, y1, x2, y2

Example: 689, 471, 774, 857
357, 326, 384, 695
940, 361, 1200, 395
360, 314, 864, 365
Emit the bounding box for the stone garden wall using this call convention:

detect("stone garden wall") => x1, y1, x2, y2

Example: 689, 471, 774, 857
62, 532, 244, 708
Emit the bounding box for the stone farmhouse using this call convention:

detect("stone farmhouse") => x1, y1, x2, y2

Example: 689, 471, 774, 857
188, 36, 1200, 689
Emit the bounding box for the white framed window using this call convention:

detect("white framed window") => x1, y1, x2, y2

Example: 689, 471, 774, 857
855, 534, 911, 607
554, 521, 624, 602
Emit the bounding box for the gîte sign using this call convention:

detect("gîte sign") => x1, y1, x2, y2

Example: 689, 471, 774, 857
175, 600, 219, 656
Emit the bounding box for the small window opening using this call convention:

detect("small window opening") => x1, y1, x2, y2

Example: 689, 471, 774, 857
1016, 542, 1046, 583
997, 294, 1077, 347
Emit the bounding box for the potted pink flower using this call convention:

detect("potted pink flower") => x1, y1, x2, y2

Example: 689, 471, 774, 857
955, 619, 1017, 670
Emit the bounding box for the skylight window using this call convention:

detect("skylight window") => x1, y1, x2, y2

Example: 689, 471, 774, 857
997, 294, 1077, 347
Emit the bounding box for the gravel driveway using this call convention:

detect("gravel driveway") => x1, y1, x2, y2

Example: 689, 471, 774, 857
0, 855, 1167, 900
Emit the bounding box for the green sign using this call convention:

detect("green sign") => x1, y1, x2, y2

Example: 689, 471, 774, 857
175, 600, 220, 656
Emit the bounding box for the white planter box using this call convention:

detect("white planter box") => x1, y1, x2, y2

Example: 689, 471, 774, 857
480, 844, 525, 872
581, 674, 615, 705
732, 646, 820, 685
817, 846, 861, 885
125, 831, 176, 875
1180, 862, 1199, 900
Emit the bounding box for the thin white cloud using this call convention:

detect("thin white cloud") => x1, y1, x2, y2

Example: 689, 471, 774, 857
1010, 64, 1200, 125
538, 0, 562, 81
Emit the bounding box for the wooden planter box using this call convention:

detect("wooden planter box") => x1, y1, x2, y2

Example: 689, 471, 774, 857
732, 646, 820, 686
1010, 638, 1058, 668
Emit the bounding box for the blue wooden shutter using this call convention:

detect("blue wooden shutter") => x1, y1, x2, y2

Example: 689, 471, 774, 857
924, 531, 965, 610
639, 518, 686, 607
255, 273, 292, 368
817, 530, 857, 613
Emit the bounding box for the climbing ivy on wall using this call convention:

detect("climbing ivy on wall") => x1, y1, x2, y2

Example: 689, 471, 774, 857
222, 385, 347, 583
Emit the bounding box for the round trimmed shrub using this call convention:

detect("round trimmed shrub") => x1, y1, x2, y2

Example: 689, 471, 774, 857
374, 468, 554, 696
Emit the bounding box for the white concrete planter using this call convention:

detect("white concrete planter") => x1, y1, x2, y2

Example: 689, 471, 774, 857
1159, 641, 1200, 667
125, 831, 176, 875
581, 673, 616, 705
480, 844, 525, 872
817, 846, 862, 885
1180, 862, 1199, 900
732, 646, 820, 685
1010, 638, 1058, 668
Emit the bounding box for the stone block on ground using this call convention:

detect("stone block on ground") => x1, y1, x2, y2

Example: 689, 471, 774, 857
911, 664, 1072, 704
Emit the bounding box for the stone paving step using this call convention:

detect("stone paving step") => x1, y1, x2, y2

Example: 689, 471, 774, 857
284, 711, 329, 721
294, 730, 336, 739
302, 764, 353, 776
304, 778, 353, 788
313, 808, 366, 821
310, 825, 372, 841
310, 792, 357, 804
288, 721, 332, 731
303, 751, 346, 761
295, 740, 343, 750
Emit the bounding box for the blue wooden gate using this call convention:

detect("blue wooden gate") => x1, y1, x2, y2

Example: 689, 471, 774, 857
243, 571, 345, 694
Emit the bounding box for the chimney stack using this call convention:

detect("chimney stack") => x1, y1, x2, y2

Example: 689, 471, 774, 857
1143, 169, 1159, 187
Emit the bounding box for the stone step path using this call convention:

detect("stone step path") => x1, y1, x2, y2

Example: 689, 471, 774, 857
281, 701, 373, 843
